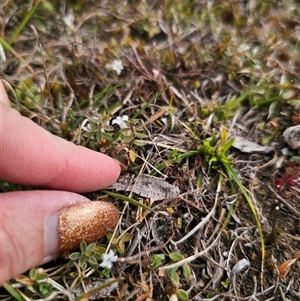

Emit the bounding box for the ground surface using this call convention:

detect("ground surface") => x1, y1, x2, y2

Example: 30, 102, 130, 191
1, 1, 300, 300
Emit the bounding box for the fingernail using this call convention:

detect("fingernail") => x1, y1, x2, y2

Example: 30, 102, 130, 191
43, 201, 119, 261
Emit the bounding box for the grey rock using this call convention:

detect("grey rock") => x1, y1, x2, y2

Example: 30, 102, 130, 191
283, 125, 300, 150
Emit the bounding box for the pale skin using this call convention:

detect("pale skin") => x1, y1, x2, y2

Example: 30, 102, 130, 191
0, 81, 121, 285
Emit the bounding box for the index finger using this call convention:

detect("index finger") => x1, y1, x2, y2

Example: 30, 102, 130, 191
0, 81, 120, 192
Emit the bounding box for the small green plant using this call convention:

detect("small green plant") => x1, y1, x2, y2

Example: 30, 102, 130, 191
154, 127, 265, 260
221, 278, 230, 289
5, 268, 55, 300
198, 127, 234, 166
150, 253, 165, 269
165, 252, 192, 285
206, 292, 215, 299
69, 241, 105, 270
99, 267, 111, 279
106, 232, 133, 254
152, 252, 191, 301
199, 127, 265, 259
81, 112, 115, 147
214, 92, 249, 121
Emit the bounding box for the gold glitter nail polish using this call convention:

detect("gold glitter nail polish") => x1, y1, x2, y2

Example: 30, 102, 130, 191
58, 201, 119, 252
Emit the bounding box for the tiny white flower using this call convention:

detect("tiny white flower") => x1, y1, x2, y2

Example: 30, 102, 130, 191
100, 249, 118, 269
81, 118, 92, 132
105, 59, 123, 75
112, 115, 129, 129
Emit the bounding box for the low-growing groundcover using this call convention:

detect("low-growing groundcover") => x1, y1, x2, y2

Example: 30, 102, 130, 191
1, 0, 300, 300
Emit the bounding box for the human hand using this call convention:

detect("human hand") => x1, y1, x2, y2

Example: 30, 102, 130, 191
0, 81, 121, 285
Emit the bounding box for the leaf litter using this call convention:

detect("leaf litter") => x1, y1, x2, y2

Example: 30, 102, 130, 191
108, 174, 180, 201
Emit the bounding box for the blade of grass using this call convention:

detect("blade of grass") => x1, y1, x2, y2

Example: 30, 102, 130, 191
8, 0, 41, 45
3, 282, 24, 301
132, 85, 170, 119
222, 160, 265, 259
102, 190, 153, 211
0, 37, 36, 76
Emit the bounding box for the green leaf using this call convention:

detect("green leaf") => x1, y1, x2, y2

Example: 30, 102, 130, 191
88, 256, 98, 266
134, 132, 148, 138
95, 245, 106, 254
101, 132, 114, 140
69, 272, 78, 278
177, 289, 189, 301
123, 135, 133, 143
134, 139, 146, 146
289, 156, 300, 165
81, 261, 88, 271
169, 270, 179, 285
120, 127, 131, 133
169, 252, 185, 262
80, 241, 87, 252
29, 268, 37, 280
281, 90, 294, 99
96, 131, 103, 142
78, 256, 86, 268
69, 252, 81, 261
35, 272, 48, 281
93, 252, 102, 260
120, 233, 133, 242
220, 137, 235, 154
3, 282, 24, 301
150, 254, 165, 268
117, 240, 125, 254
182, 264, 191, 280
86, 242, 96, 252
224, 92, 249, 111
39, 283, 52, 296
287, 99, 300, 106
169, 149, 180, 161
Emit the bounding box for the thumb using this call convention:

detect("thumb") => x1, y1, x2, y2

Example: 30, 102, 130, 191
0, 190, 119, 285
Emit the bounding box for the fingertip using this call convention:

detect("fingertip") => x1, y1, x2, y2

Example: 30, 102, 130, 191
43, 142, 122, 192
0, 106, 121, 192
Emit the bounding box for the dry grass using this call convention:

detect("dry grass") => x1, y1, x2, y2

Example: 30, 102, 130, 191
1, 0, 300, 300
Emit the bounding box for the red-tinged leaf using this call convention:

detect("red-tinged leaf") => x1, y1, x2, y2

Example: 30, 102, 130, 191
276, 161, 300, 192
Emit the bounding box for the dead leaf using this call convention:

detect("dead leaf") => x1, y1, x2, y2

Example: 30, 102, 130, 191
108, 174, 180, 201
232, 136, 274, 153
278, 258, 297, 278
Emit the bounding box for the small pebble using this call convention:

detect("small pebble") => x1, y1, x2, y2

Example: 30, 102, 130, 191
283, 125, 300, 150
